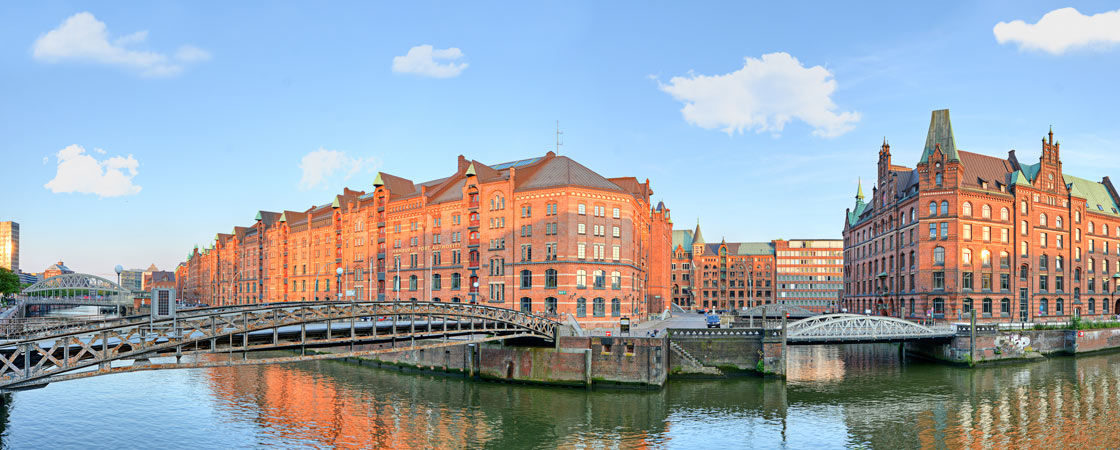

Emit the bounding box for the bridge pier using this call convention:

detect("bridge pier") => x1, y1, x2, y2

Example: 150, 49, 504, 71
760, 331, 786, 378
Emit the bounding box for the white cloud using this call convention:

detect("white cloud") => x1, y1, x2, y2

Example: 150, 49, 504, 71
658, 52, 860, 138
44, 144, 141, 197
392, 45, 468, 78
994, 7, 1120, 54
31, 12, 209, 76
298, 148, 379, 190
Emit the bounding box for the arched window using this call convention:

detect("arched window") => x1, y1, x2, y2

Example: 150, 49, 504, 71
451, 272, 461, 289
982, 204, 991, 219
1056, 216, 1063, 228
1040, 298, 1049, 315
577, 298, 587, 317
545, 297, 557, 314
1056, 255, 1064, 270
611, 271, 621, 289
1040, 254, 1049, 270
933, 246, 945, 265
1089, 298, 1096, 314
1000, 251, 1009, 268
962, 248, 972, 265
1020, 241, 1028, 256
941, 201, 949, 216
963, 298, 973, 314
910, 208, 915, 222
929, 202, 937, 217
409, 275, 418, 291
982, 298, 993, 315
576, 270, 587, 288
1000, 207, 1009, 221
1089, 221, 1095, 234
432, 297, 441, 302
593, 297, 605, 317
545, 269, 558, 289
1021, 200, 1028, 214
520, 270, 532, 288
520, 297, 532, 312
1056, 298, 1064, 315
962, 202, 973, 217
1075, 210, 1082, 222
593, 270, 606, 289
1075, 267, 1082, 281
432, 274, 442, 290
981, 250, 991, 267
935, 172, 943, 186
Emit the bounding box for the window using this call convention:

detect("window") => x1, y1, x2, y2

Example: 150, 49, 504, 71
963, 224, 973, 240
1040, 298, 1049, 316
577, 298, 587, 317
545, 269, 558, 288
612, 226, 621, 238
611, 271, 621, 289
432, 274, 442, 290
933, 272, 945, 290
392, 276, 400, 292
578, 203, 586, 215
982, 204, 991, 219
929, 223, 937, 239
1056, 216, 1063, 228
578, 223, 586, 235
611, 298, 621, 317
983, 298, 993, 315
1000, 251, 1009, 268
941, 201, 949, 216
520, 270, 532, 289
962, 248, 972, 265
1000, 207, 1009, 221
940, 222, 949, 239
520, 297, 532, 313
929, 202, 937, 217
593, 298, 605, 317
981, 249, 991, 267
577, 243, 586, 259
593, 270, 606, 289
1056, 298, 1064, 315
962, 272, 973, 290
451, 273, 461, 289
935, 172, 943, 186
612, 245, 620, 261
546, 297, 558, 314
576, 270, 587, 289
1021, 200, 1028, 214
1001, 228, 1009, 243
1040, 213, 1048, 227
982, 226, 991, 241
962, 202, 972, 217
612, 207, 620, 219
409, 275, 417, 291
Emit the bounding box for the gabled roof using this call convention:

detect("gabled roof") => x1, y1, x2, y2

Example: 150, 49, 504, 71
1065, 174, 1120, 217
515, 156, 625, 193
919, 109, 959, 163
705, 242, 774, 256
959, 151, 1013, 190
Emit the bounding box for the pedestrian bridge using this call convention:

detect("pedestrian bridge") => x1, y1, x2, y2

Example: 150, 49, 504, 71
0, 300, 559, 391
784, 314, 955, 344
15, 273, 133, 313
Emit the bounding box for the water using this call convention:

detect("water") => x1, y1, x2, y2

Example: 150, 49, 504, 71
2, 345, 1118, 449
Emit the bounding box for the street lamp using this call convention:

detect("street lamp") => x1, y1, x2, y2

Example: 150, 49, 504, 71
336, 267, 343, 302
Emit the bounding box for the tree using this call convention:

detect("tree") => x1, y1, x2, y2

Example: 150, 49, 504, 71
0, 267, 19, 298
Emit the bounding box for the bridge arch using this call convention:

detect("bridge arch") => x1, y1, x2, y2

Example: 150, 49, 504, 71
785, 314, 952, 343
20, 273, 132, 308
0, 300, 559, 391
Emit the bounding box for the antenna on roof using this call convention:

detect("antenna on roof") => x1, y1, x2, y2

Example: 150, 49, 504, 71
556, 120, 564, 154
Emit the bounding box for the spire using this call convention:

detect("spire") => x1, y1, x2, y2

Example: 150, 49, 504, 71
692, 220, 705, 245
372, 172, 384, 187
856, 178, 865, 202
919, 109, 959, 163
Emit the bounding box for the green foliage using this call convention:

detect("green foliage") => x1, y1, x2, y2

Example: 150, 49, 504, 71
756, 359, 765, 373
1033, 320, 1120, 330
0, 267, 19, 296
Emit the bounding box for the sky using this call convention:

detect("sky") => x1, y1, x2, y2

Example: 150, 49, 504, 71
3, 2, 1120, 279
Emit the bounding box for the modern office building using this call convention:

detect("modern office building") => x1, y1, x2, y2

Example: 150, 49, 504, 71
0, 221, 17, 274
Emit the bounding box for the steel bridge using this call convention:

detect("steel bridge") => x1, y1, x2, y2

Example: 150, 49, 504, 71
0, 300, 558, 391
14, 273, 133, 314
783, 314, 955, 344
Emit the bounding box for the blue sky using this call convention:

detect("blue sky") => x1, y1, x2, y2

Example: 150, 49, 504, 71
3, 2, 1120, 278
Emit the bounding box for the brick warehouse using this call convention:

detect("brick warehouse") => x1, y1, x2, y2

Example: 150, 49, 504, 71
669, 222, 842, 313
844, 109, 1120, 324
182, 152, 673, 328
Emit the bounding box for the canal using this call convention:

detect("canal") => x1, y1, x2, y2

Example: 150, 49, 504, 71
2, 344, 1118, 449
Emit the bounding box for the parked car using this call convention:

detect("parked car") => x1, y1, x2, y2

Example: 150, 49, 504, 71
706, 314, 720, 329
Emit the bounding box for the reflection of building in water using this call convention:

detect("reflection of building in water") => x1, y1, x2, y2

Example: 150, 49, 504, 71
202, 362, 493, 449
786, 346, 846, 382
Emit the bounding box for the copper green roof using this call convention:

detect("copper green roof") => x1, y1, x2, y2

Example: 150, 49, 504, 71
372, 172, 384, 187
672, 230, 694, 250
1065, 174, 1120, 217
919, 109, 959, 163
847, 200, 869, 226
855, 178, 864, 202
1019, 162, 1040, 182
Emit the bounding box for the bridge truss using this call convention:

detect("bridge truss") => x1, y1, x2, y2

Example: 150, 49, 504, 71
18, 273, 133, 308
0, 301, 558, 391
785, 314, 955, 344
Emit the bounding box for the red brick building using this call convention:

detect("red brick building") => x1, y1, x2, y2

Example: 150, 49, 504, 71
669, 225, 842, 313
182, 152, 672, 328
844, 109, 1120, 324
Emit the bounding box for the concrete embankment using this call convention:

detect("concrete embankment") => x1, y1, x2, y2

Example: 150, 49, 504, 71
907, 326, 1120, 365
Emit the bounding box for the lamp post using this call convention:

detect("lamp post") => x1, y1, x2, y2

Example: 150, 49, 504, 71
336, 267, 343, 302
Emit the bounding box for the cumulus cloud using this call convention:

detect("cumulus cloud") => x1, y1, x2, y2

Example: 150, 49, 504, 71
994, 7, 1120, 54
392, 45, 468, 78
658, 52, 860, 138
44, 144, 141, 197
31, 12, 209, 76
298, 148, 379, 190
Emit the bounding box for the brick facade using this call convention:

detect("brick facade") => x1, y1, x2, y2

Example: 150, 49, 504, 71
844, 109, 1120, 323
182, 152, 672, 328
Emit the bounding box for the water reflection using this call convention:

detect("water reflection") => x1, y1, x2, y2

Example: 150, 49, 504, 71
1, 345, 1118, 449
